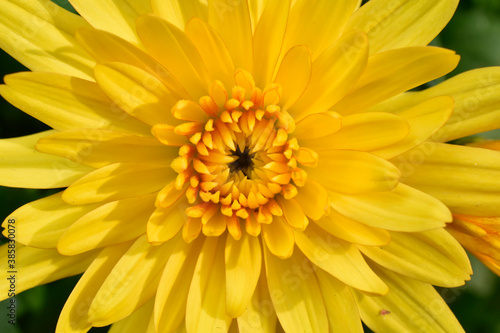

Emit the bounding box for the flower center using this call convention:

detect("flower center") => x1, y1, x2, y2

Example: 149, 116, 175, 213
152, 70, 316, 240
228, 146, 255, 177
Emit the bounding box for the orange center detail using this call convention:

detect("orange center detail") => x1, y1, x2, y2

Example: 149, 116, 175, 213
153, 70, 316, 240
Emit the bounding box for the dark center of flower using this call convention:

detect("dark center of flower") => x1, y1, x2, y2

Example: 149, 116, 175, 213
229, 146, 255, 177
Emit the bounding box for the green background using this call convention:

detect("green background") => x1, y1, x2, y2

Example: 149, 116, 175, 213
1, 0, 500, 332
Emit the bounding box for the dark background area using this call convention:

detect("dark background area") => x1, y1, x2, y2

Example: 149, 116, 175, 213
0, 0, 499, 332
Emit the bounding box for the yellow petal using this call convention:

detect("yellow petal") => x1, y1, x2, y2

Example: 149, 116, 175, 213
252, 0, 290, 87
57, 195, 155, 255
330, 183, 451, 232
295, 223, 388, 295
0, 131, 93, 189
373, 96, 454, 159
282, 0, 358, 59
277, 196, 309, 231
186, 236, 232, 333
314, 269, 363, 333
291, 30, 368, 118
2, 192, 99, 248
56, 242, 131, 333
274, 45, 312, 110
0, 0, 94, 80
293, 111, 342, 140
301, 112, 409, 152
371, 67, 500, 142
294, 180, 329, 221
63, 162, 174, 205
0, 72, 150, 134
109, 299, 155, 333
314, 209, 391, 246
70, 0, 149, 45
261, 215, 295, 259
136, 14, 210, 99
147, 204, 186, 245
309, 150, 400, 194
394, 143, 500, 216
94, 62, 178, 126
225, 231, 262, 317
346, 0, 459, 55
75, 28, 189, 100
155, 237, 204, 333
353, 265, 465, 333
359, 228, 471, 288
263, 245, 329, 333
237, 270, 278, 333
332, 47, 459, 115
185, 18, 235, 89
37, 129, 175, 168
0, 245, 97, 300
151, 0, 208, 30
208, 0, 253, 71
89, 234, 179, 326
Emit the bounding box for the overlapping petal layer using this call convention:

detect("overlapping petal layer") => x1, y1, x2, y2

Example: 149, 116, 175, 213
0, 0, 498, 333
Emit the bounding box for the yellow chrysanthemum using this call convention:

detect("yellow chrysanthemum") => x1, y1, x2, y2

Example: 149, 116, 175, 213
1, 0, 500, 332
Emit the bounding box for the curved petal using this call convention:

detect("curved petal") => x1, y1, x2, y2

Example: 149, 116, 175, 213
331, 47, 459, 115
75, 28, 189, 100
330, 183, 451, 232
94, 62, 178, 126
2, 192, 99, 248
294, 223, 388, 295
0, 131, 93, 189
109, 299, 155, 333
282, 0, 358, 60
151, 0, 208, 30
0, 244, 97, 300
147, 202, 187, 245
0, 0, 95, 80
0, 72, 150, 135
252, 0, 290, 87
293, 111, 342, 140
136, 14, 210, 99
353, 265, 464, 333
185, 18, 235, 88
301, 112, 409, 152
57, 195, 155, 255
314, 209, 391, 246
237, 270, 278, 333
346, 0, 459, 55
369, 67, 500, 142
274, 45, 312, 110
263, 245, 329, 333
208, 0, 253, 71
314, 269, 363, 333
88, 234, 178, 326
291, 30, 369, 119
186, 236, 232, 333
225, 231, 262, 317
155, 237, 204, 333
308, 149, 400, 194
373, 96, 454, 159
393, 143, 500, 216
294, 180, 329, 221
261, 215, 295, 259
36, 129, 175, 168
62, 162, 174, 205
358, 228, 471, 287
69, 0, 150, 45
56, 242, 132, 333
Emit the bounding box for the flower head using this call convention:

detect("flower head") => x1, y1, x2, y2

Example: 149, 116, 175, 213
1, 0, 500, 332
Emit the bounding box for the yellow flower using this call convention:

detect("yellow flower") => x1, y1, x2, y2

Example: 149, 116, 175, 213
0, 0, 499, 332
